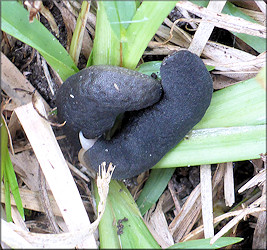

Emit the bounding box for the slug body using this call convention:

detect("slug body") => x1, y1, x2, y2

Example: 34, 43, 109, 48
83, 50, 213, 179
56, 65, 162, 149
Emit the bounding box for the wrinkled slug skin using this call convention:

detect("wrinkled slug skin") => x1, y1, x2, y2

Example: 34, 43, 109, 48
56, 65, 162, 149
84, 50, 213, 180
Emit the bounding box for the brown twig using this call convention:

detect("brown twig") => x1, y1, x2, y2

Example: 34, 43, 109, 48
31, 90, 66, 127
38, 167, 60, 234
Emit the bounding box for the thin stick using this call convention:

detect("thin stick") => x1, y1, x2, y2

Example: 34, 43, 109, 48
255, 0, 266, 15
224, 162, 235, 207
41, 58, 55, 96
200, 164, 214, 238
188, 1, 226, 56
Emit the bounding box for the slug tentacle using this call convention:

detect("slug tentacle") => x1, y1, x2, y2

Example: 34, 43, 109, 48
83, 50, 213, 180
79, 131, 97, 151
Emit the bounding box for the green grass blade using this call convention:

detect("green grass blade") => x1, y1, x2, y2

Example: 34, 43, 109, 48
137, 168, 175, 216
191, 0, 266, 53
95, 180, 160, 249
1, 118, 8, 181
123, 1, 176, 69
92, 1, 120, 66
1, 116, 11, 224
86, 49, 94, 67
1, 1, 78, 81
5, 153, 25, 220
1, 118, 24, 221
168, 237, 243, 249
3, 166, 12, 222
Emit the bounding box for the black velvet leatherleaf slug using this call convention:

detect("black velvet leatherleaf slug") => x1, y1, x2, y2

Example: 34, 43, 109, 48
56, 50, 213, 180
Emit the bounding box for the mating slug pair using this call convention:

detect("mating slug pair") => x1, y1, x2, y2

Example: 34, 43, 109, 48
56, 50, 213, 180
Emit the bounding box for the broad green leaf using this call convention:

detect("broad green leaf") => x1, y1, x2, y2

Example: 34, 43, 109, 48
95, 180, 160, 249
91, 1, 176, 68
154, 125, 266, 168
102, 0, 136, 39
123, 1, 176, 69
136, 61, 214, 77
168, 237, 243, 249
136, 61, 162, 78
92, 1, 120, 66
94, 186, 121, 248
137, 168, 175, 216
1, 1, 78, 81
195, 72, 266, 129
116, 1, 136, 29
102, 1, 121, 40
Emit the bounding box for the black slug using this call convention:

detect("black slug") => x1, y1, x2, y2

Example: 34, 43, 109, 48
56, 65, 162, 149
81, 50, 213, 180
